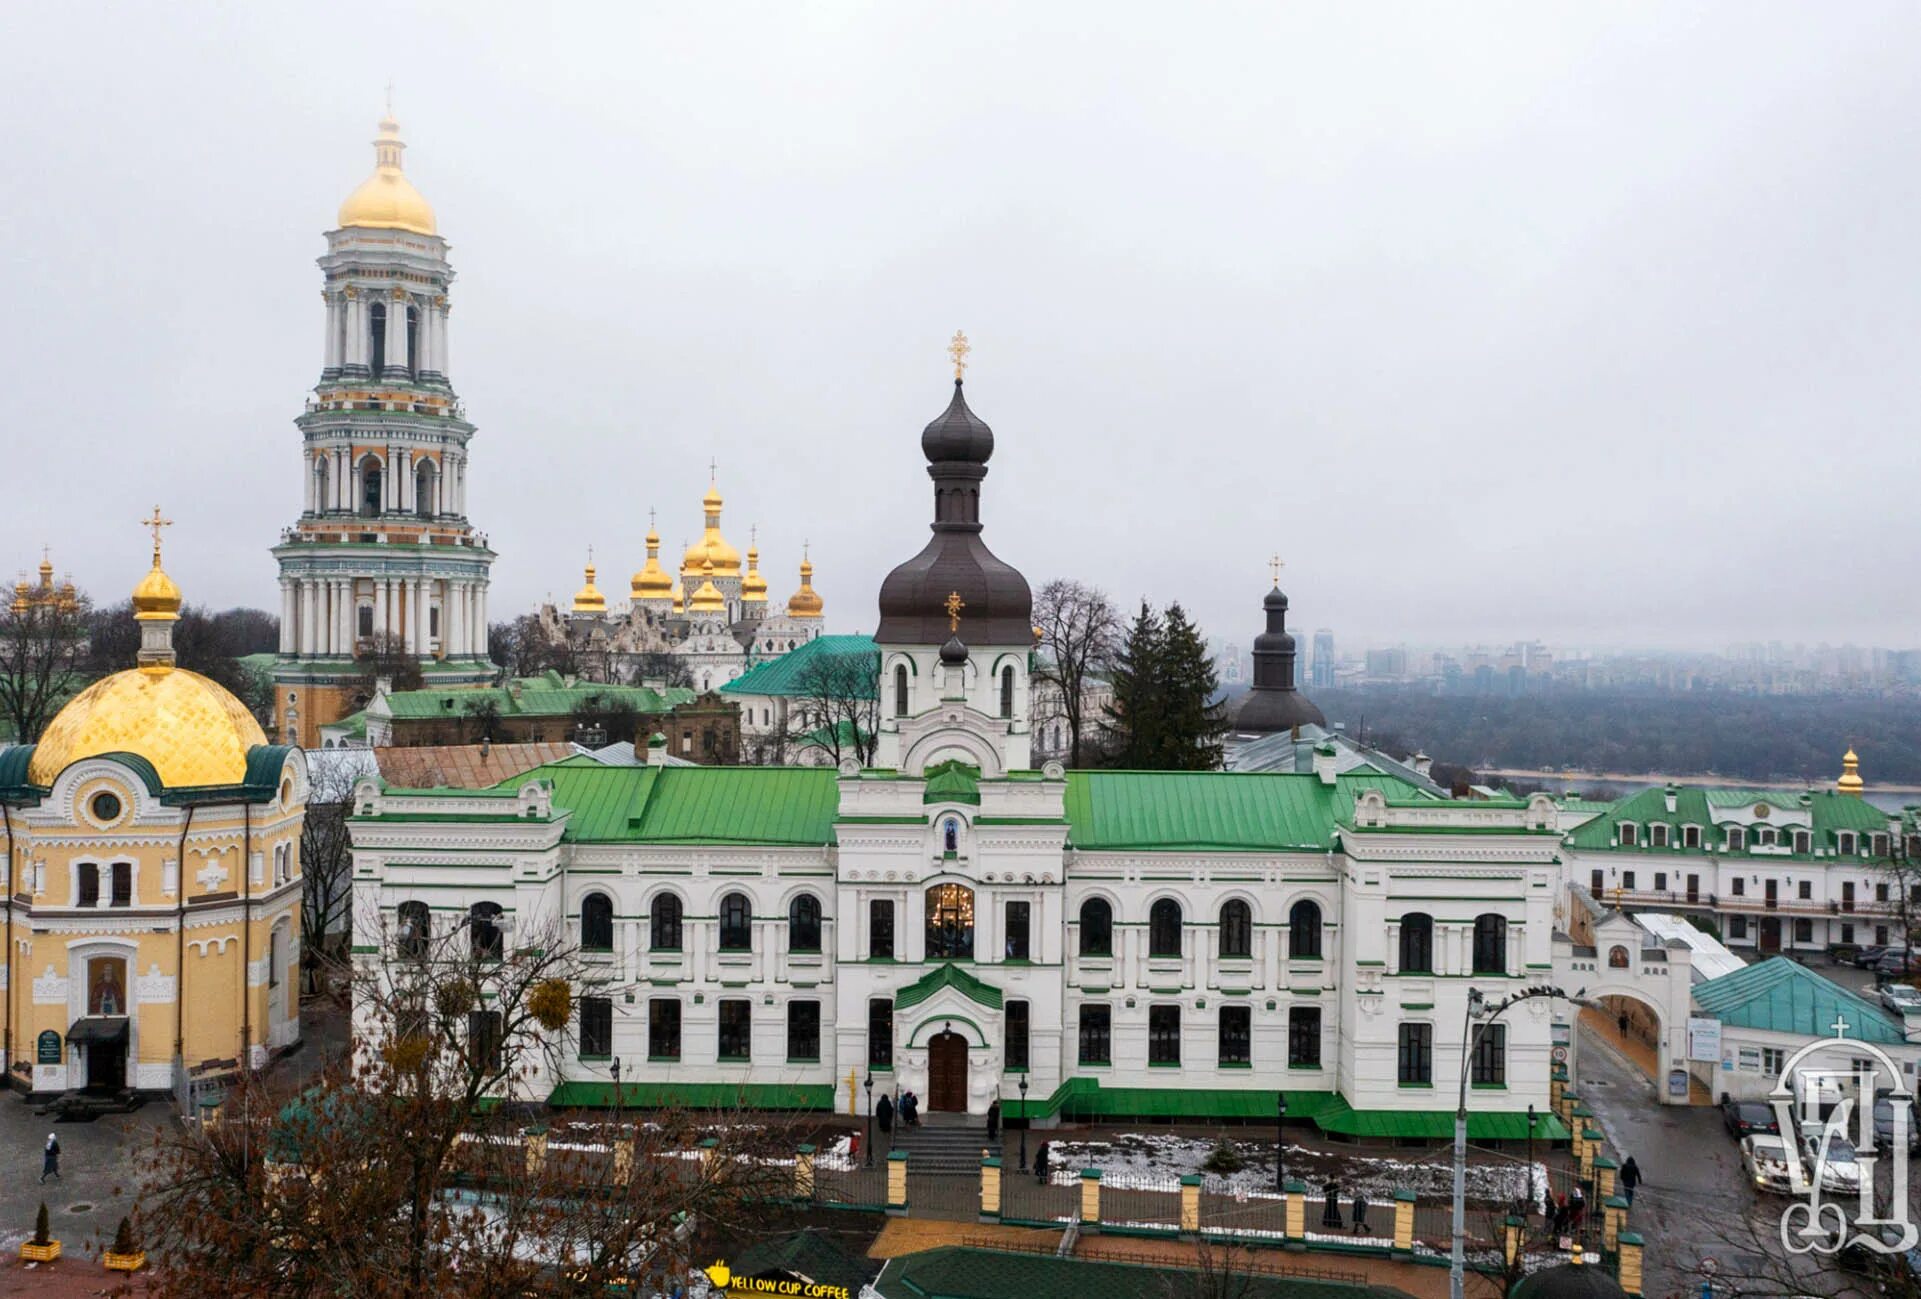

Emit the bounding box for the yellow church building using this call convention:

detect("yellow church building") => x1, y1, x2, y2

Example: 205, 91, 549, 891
0, 520, 305, 1099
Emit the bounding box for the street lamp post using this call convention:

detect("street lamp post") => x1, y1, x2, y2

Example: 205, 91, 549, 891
864, 1074, 875, 1169
611, 1056, 622, 1125
1450, 985, 1596, 1299
1524, 1102, 1537, 1219
1018, 1076, 1029, 1172
1275, 1091, 1288, 1193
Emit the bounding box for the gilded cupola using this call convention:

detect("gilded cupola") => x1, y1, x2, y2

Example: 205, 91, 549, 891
337, 112, 438, 236
572, 554, 606, 614
631, 524, 673, 601
1837, 746, 1864, 796
680, 477, 742, 578
688, 558, 726, 615
742, 531, 768, 603
786, 549, 824, 618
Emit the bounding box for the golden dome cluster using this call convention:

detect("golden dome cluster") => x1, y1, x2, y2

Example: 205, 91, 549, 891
614, 477, 824, 621
28, 514, 267, 791
338, 114, 437, 236
11, 552, 78, 616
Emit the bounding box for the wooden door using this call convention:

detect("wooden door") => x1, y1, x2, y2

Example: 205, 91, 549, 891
1760, 917, 1782, 953
927, 1031, 968, 1111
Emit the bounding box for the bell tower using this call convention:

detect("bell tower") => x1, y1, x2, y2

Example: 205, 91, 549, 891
270, 110, 496, 746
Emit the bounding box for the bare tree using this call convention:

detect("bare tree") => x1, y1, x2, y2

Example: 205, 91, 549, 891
351, 632, 426, 709
1033, 578, 1119, 768
461, 695, 505, 745
0, 583, 90, 743
629, 651, 694, 691
299, 757, 360, 993
780, 649, 879, 768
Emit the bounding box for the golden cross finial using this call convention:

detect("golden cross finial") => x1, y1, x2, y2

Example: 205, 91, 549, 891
141, 505, 173, 566
749, 525, 758, 548
944, 590, 966, 633
709, 458, 718, 483
1269, 554, 1284, 586
587, 543, 594, 565
385, 81, 396, 118
948, 330, 971, 381
648, 507, 657, 530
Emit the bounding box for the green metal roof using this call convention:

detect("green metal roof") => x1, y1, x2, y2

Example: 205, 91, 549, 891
1063, 771, 1353, 852
547, 1080, 833, 1109
1001, 1079, 1567, 1139
382, 674, 693, 721
719, 635, 879, 700
893, 963, 1002, 1012
1566, 784, 1895, 858
1691, 957, 1910, 1045
922, 760, 981, 806
478, 761, 841, 845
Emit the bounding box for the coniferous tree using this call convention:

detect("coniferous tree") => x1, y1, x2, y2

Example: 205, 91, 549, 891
1157, 602, 1228, 769
1101, 601, 1165, 767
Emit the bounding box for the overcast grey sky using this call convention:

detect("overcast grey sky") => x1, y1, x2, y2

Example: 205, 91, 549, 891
3, 3, 1916, 653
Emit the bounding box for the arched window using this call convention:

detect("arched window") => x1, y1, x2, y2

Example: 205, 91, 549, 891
469, 901, 504, 961
943, 817, 959, 854
359, 455, 383, 518
1219, 899, 1252, 959
1149, 898, 1183, 958
1399, 913, 1433, 973
397, 901, 430, 959
1000, 666, 1014, 719
718, 892, 753, 951
358, 604, 374, 638
788, 893, 822, 952
416, 461, 438, 518
1472, 913, 1508, 975
580, 892, 614, 952
405, 305, 420, 377
650, 893, 683, 950
369, 300, 388, 372
1289, 900, 1323, 960
1079, 898, 1113, 957
313, 456, 330, 511
894, 665, 909, 717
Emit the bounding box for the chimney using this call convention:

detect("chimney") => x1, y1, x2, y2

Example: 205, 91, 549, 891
1413, 751, 1432, 778
646, 732, 669, 766
1664, 783, 1678, 815
375, 675, 393, 699
1314, 743, 1339, 786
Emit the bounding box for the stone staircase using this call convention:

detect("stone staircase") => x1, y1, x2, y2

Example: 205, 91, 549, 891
890, 1120, 1002, 1174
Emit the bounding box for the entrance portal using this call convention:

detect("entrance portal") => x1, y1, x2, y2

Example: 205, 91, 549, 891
86, 1037, 127, 1092
1760, 917, 1782, 953
927, 1030, 968, 1112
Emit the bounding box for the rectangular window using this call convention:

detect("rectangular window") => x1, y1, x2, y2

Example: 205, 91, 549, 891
1218, 1005, 1251, 1066
1590, 870, 1604, 896
1622, 871, 1636, 891
1838, 832, 1856, 855
1005, 901, 1031, 961
1799, 880, 1812, 900
868, 998, 893, 1069
787, 1001, 820, 1061
869, 900, 895, 959
579, 995, 613, 1059
1397, 1023, 1433, 1085
1761, 1047, 1786, 1076
110, 862, 132, 907
1728, 827, 1746, 851
1729, 915, 1748, 939
1793, 918, 1813, 944
1651, 824, 1669, 848
1654, 872, 1666, 893
1684, 825, 1701, 849
1471, 1023, 1506, 1086
1876, 882, 1890, 903
1288, 1006, 1322, 1068
1842, 882, 1856, 910
717, 999, 751, 1062
1841, 922, 1855, 944
1005, 1000, 1030, 1071
468, 1010, 504, 1073
1078, 1005, 1111, 1065
1872, 834, 1889, 858
1148, 1005, 1181, 1065
76, 863, 99, 907
1686, 873, 1700, 901
1793, 830, 1811, 854
1758, 828, 1777, 847
648, 999, 681, 1061
1731, 877, 1746, 897
1619, 823, 1637, 847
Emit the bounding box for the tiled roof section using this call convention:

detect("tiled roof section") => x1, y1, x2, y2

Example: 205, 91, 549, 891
922, 759, 981, 806
373, 742, 576, 789
875, 1245, 1413, 1299
719, 635, 879, 700
893, 963, 1002, 1012
1691, 956, 1909, 1044
1063, 771, 1352, 852
382, 674, 694, 720
1566, 784, 1895, 857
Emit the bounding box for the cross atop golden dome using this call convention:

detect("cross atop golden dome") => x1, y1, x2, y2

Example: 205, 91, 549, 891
132, 505, 181, 624
337, 109, 437, 236
681, 472, 741, 578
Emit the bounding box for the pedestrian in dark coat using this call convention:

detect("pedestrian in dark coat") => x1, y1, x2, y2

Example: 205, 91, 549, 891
1549, 1192, 1567, 1234
1321, 1180, 1343, 1229
1567, 1184, 1587, 1229
876, 1093, 894, 1135
40, 1133, 60, 1182
985, 1099, 1000, 1142
1034, 1141, 1051, 1183
1619, 1155, 1642, 1206
1350, 1189, 1370, 1234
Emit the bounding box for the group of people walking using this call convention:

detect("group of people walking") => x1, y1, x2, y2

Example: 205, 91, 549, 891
1319, 1181, 1371, 1234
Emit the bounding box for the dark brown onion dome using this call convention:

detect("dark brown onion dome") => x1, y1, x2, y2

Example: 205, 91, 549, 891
1509, 1263, 1628, 1299
940, 635, 969, 666
1232, 584, 1326, 733
877, 379, 1033, 646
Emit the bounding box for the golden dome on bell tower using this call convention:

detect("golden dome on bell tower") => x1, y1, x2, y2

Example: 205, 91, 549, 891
572, 552, 606, 614
631, 519, 674, 601
786, 547, 824, 618
680, 472, 742, 578
741, 529, 768, 603
1836, 746, 1864, 796
337, 112, 438, 236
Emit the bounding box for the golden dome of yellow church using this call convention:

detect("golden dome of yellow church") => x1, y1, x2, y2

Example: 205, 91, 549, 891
0, 516, 305, 1099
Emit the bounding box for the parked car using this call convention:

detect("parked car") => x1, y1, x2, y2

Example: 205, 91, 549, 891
1739, 1133, 1799, 1194
1872, 1097, 1920, 1152
1721, 1097, 1780, 1138
1849, 945, 1887, 969
1879, 983, 1921, 1015
1872, 952, 1921, 978
1834, 1222, 1921, 1285
1799, 1134, 1863, 1195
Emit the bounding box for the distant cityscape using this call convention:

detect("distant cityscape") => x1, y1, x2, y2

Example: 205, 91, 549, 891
1218, 634, 1921, 697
